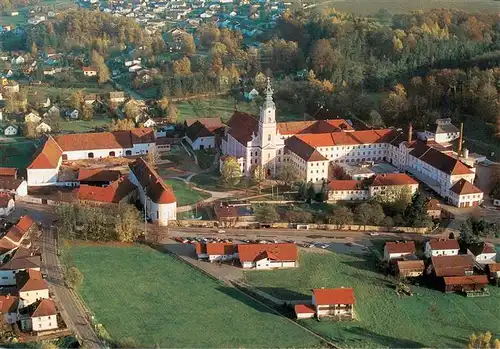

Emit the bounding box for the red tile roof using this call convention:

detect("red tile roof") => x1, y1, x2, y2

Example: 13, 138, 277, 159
226, 112, 259, 144
185, 117, 223, 131
27, 136, 63, 170
487, 263, 500, 273
0, 167, 17, 177
130, 128, 156, 144
77, 177, 136, 204
129, 158, 176, 204
32, 298, 57, 317
17, 274, 48, 293
4, 216, 35, 244
429, 239, 459, 251
443, 275, 488, 286
0, 193, 13, 208
0, 295, 19, 313
77, 168, 122, 183
468, 242, 496, 256
431, 255, 474, 277
82, 66, 97, 72
285, 136, 328, 162
0, 239, 18, 255
0, 178, 24, 191
396, 260, 425, 271
449, 179, 482, 196
370, 173, 418, 187
186, 121, 214, 142
313, 288, 355, 305
328, 180, 363, 191
385, 241, 416, 255
16, 216, 35, 233
277, 119, 353, 135
409, 142, 473, 175
206, 243, 237, 256
237, 243, 298, 262
294, 304, 315, 314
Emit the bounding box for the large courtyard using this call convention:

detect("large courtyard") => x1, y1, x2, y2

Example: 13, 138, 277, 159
66, 243, 324, 348
244, 249, 500, 348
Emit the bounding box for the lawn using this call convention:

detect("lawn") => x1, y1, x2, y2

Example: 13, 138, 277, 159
58, 116, 112, 133
0, 137, 39, 169
164, 178, 211, 206
67, 244, 323, 348
244, 251, 500, 348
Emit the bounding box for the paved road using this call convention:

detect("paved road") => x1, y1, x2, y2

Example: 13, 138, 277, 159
30, 207, 102, 348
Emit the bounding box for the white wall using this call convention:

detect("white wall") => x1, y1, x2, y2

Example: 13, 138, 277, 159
328, 189, 369, 202
0, 199, 14, 216
27, 168, 59, 186
191, 136, 215, 150
63, 148, 134, 160
16, 181, 28, 196
18, 289, 49, 308
32, 315, 58, 332
306, 160, 329, 183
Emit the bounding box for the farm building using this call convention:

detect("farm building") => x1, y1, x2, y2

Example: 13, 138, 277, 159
313, 288, 355, 320
0, 167, 17, 179
467, 242, 497, 264
424, 239, 459, 258
429, 255, 474, 278
195, 242, 238, 262
396, 260, 425, 278
485, 263, 500, 284
383, 241, 416, 261
442, 275, 489, 294
237, 243, 298, 270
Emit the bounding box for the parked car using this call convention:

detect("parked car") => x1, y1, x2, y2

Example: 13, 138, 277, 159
369, 232, 380, 236
217, 230, 226, 233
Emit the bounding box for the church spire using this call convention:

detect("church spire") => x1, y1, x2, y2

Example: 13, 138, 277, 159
262, 77, 275, 110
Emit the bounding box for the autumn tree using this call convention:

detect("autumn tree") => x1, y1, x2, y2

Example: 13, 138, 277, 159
283, 208, 313, 223
66, 267, 84, 290
110, 118, 135, 131
91, 50, 110, 84
180, 34, 196, 55
329, 205, 354, 229
146, 145, 161, 166
115, 204, 141, 242
70, 90, 84, 111
23, 121, 37, 139
468, 331, 500, 349
252, 165, 266, 193
172, 57, 192, 76
167, 104, 179, 123
220, 156, 242, 186
82, 104, 93, 121
158, 96, 169, 113
310, 39, 338, 75
277, 164, 298, 188
198, 23, 220, 47
381, 84, 408, 123
123, 100, 140, 120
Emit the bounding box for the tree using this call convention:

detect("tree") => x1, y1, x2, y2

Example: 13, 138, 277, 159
82, 104, 93, 121
253, 204, 280, 223
220, 156, 241, 187
158, 96, 169, 114
252, 165, 266, 192
66, 267, 84, 290
115, 204, 141, 242
329, 205, 354, 229
330, 164, 352, 180
110, 118, 135, 131
172, 57, 191, 76
283, 208, 313, 223
369, 110, 385, 127
277, 164, 298, 188
23, 122, 37, 139
167, 104, 179, 124
123, 100, 140, 120
40, 342, 58, 349
180, 34, 196, 55
404, 192, 433, 228
381, 84, 408, 123
91, 50, 110, 84
146, 145, 161, 166
468, 332, 499, 349
355, 202, 385, 228
70, 90, 84, 111
31, 42, 38, 57
310, 39, 338, 75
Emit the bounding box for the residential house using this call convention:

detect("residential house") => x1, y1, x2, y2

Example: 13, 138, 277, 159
109, 91, 126, 104
47, 105, 60, 117
20, 298, 58, 332
244, 88, 259, 100
423, 118, 460, 144
84, 94, 97, 105
156, 137, 174, 152
442, 275, 489, 294
35, 122, 51, 134
143, 118, 156, 128
25, 111, 41, 123
11, 56, 25, 65
195, 242, 238, 262
485, 263, 500, 283
0, 295, 19, 324
16, 269, 49, 308
427, 199, 442, 220
213, 202, 255, 225
396, 260, 425, 278
424, 239, 460, 258
77, 168, 122, 186
429, 255, 474, 278
77, 177, 137, 205
0, 167, 17, 179
0, 177, 28, 196
4, 125, 18, 136
28, 95, 50, 108
43, 68, 56, 76
0, 193, 15, 216
82, 67, 98, 77
237, 243, 298, 269
185, 119, 222, 150
66, 109, 79, 119
383, 241, 416, 261
467, 242, 497, 264
128, 158, 177, 226
301, 288, 355, 320
448, 178, 483, 208
128, 64, 142, 73
0, 247, 41, 286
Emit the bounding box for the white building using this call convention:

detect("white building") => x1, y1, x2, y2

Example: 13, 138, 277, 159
185, 118, 223, 150
82, 67, 98, 76
4, 125, 18, 136
0, 295, 19, 324
20, 298, 58, 332
143, 118, 156, 128
467, 242, 497, 264
237, 243, 298, 269
195, 242, 238, 262
128, 158, 177, 226
0, 247, 41, 286
25, 111, 41, 123
328, 180, 368, 202
35, 122, 52, 134
423, 118, 460, 144
447, 178, 483, 208
424, 239, 460, 258
384, 241, 416, 261
27, 128, 156, 186
17, 269, 49, 308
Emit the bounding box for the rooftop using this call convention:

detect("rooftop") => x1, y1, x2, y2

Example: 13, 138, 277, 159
449, 179, 482, 196
237, 243, 298, 262
129, 158, 176, 204
313, 288, 355, 305
77, 176, 136, 204
385, 241, 416, 255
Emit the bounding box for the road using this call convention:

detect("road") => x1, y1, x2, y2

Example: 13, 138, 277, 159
17, 203, 102, 348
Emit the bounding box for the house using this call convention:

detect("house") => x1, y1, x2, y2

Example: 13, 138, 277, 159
294, 304, 316, 319
77, 168, 122, 186
128, 64, 142, 73
66, 109, 79, 119
426, 199, 442, 220
185, 120, 219, 150
424, 118, 460, 144
35, 122, 51, 134
485, 263, 500, 283
0, 193, 15, 216
424, 239, 460, 258
396, 260, 425, 278
0, 247, 41, 286
143, 118, 156, 128
0, 167, 17, 179
4, 125, 18, 136
124, 59, 142, 67
448, 178, 483, 208
109, 91, 126, 104
82, 67, 98, 77
383, 241, 416, 261
195, 242, 238, 262
16, 269, 49, 308
28, 95, 50, 108
11, 56, 25, 65
25, 111, 41, 123
77, 177, 137, 205
244, 88, 259, 100
429, 255, 474, 278
0, 295, 19, 324
43, 68, 56, 76
311, 288, 355, 320
442, 275, 489, 294
19, 298, 58, 332
213, 202, 255, 224
128, 158, 177, 226
84, 94, 97, 105
156, 137, 174, 152
467, 242, 497, 264
237, 243, 298, 269
2, 69, 13, 78
47, 105, 60, 117
0, 177, 28, 196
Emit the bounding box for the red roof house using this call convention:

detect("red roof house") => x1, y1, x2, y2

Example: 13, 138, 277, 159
311, 288, 355, 319
237, 243, 298, 269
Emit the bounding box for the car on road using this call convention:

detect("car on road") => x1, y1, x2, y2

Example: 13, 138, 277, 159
369, 232, 380, 236
216, 230, 226, 233
318, 243, 329, 249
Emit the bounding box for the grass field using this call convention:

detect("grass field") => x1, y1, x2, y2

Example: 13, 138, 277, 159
244, 251, 500, 348
164, 178, 211, 206
67, 244, 323, 348
0, 0, 75, 26
58, 117, 112, 133
0, 137, 38, 169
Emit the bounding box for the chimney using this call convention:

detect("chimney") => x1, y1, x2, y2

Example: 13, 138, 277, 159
407, 122, 412, 143
457, 122, 464, 157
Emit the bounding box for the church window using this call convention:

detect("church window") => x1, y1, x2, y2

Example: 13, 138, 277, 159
268, 134, 271, 141
268, 153, 270, 159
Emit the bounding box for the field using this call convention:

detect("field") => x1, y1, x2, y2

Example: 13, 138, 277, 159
67, 244, 323, 348
0, 137, 39, 169
244, 250, 500, 348
176, 97, 305, 123
58, 117, 112, 133
164, 178, 211, 206
0, 0, 75, 26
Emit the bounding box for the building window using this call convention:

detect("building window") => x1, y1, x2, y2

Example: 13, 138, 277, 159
109, 151, 115, 157
268, 134, 271, 141
126, 150, 132, 156
62, 154, 68, 161
88, 152, 94, 159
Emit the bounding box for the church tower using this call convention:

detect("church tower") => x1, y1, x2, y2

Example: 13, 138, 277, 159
258, 77, 278, 176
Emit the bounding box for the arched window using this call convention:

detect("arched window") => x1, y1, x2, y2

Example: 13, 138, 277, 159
109, 151, 115, 157
268, 134, 271, 141
126, 150, 132, 156
88, 152, 94, 159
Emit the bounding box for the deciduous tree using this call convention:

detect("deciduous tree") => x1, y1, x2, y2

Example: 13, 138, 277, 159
167, 104, 179, 123
220, 156, 242, 186
115, 204, 141, 242
172, 57, 192, 76
277, 164, 298, 188
66, 267, 84, 290
253, 204, 280, 223
329, 205, 354, 229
